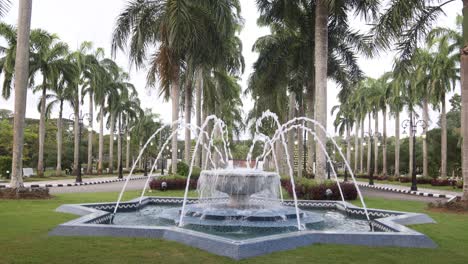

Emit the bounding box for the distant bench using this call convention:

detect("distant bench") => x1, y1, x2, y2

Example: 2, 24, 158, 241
23, 168, 34, 177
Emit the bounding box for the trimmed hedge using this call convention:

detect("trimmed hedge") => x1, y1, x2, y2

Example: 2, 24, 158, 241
149, 175, 196, 191
281, 178, 357, 200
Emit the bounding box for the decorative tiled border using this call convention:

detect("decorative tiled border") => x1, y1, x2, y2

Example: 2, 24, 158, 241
357, 183, 460, 201
0, 176, 148, 189
50, 196, 437, 259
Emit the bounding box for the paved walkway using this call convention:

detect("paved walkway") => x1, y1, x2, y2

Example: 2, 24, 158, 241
49, 178, 150, 194
354, 180, 461, 197
0, 174, 155, 188
359, 186, 446, 202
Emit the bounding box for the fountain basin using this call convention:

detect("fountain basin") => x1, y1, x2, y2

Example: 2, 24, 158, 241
50, 197, 437, 260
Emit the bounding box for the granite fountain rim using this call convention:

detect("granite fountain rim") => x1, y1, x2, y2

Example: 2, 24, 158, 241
50, 196, 438, 260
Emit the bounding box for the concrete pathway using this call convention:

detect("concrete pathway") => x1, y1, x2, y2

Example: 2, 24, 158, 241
359, 186, 446, 202
354, 180, 461, 197
49, 178, 149, 194
0, 174, 156, 188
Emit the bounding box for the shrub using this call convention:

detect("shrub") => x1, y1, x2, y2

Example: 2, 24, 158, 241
176, 162, 189, 177
456, 180, 463, 189
281, 178, 357, 200
431, 178, 456, 187
149, 175, 197, 191
399, 176, 434, 184
387, 176, 397, 182
175, 161, 202, 179
0, 187, 50, 199
0, 156, 12, 178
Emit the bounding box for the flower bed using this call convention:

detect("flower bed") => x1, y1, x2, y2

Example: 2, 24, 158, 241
149, 175, 197, 191
0, 187, 50, 199
281, 178, 357, 200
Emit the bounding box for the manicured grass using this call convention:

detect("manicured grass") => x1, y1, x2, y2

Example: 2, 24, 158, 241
0, 191, 467, 263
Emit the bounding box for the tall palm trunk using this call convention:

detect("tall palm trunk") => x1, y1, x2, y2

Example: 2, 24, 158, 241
354, 122, 359, 173
195, 69, 203, 167
56, 100, 63, 176
314, 0, 329, 181
10, 0, 32, 188
171, 66, 180, 174
423, 97, 429, 177
409, 111, 414, 177
86, 93, 93, 174
125, 119, 130, 170
360, 118, 364, 173
461, 1, 468, 200
117, 114, 122, 172
297, 104, 304, 178
37, 85, 47, 177
440, 93, 447, 177
367, 113, 372, 175
98, 103, 104, 174
109, 112, 115, 174
306, 79, 315, 175
287, 92, 296, 174
395, 111, 400, 177
185, 72, 193, 163
382, 107, 387, 176
374, 111, 379, 175
138, 139, 142, 169
201, 101, 208, 169
72, 97, 80, 175
346, 127, 351, 175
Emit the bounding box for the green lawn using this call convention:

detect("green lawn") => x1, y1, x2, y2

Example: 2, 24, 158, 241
0, 191, 467, 264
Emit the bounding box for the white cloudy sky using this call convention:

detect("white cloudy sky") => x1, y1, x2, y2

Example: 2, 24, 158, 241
0, 0, 462, 137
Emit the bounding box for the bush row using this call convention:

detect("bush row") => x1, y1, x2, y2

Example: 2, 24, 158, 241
281, 178, 357, 200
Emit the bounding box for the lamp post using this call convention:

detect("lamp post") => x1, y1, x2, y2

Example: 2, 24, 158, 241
402, 116, 428, 191
363, 131, 381, 185
70, 112, 91, 183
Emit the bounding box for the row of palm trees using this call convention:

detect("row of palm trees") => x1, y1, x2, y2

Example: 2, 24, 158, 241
333, 18, 460, 179
2, 0, 246, 183
4, 0, 468, 200
111, 0, 245, 173
0, 22, 144, 178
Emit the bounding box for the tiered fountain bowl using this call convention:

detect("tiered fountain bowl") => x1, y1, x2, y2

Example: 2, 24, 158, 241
159, 169, 323, 230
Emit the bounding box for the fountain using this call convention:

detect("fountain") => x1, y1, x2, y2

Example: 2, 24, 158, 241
50, 114, 438, 260
158, 169, 323, 230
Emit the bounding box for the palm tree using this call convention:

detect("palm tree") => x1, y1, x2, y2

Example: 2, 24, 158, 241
9, 0, 32, 188
0, 22, 17, 100
95, 57, 119, 174
0, 0, 10, 18
314, 0, 329, 181
81, 47, 105, 175
332, 103, 355, 176
44, 71, 75, 176
112, 0, 241, 174
29, 32, 70, 177
114, 88, 141, 178
463, 0, 468, 200
254, 0, 378, 179
371, 0, 467, 197
428, 36, 459, 178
